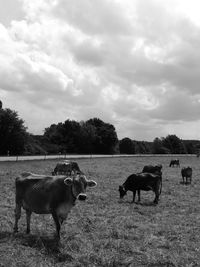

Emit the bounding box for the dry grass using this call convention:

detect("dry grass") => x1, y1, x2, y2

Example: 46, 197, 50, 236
0, 156, 200, 267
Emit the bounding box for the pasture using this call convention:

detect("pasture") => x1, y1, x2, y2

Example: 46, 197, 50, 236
0, 156, 199, 267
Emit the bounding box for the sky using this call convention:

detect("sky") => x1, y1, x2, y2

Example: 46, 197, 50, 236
1, 0, 200, 141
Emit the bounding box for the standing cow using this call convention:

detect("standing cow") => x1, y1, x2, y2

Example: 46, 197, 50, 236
169, 159, 180, 167
52, 161, 82, 176
119, 172, 162, 204
142, 164, 162, 175
181, 167, 192, 184
14, 172, 97, 239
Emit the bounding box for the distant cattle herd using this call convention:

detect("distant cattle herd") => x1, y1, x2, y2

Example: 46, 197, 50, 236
13, 159, 193, 240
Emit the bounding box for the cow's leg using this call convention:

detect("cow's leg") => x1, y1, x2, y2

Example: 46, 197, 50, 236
153, 181, 161, 204
52, 212, 61, 239
137, 190, 141, 202
153, 193, 158, 204
14, 203, 22, 233
132, 190, 136, 202
153, 189, 159, 204
26, 210, 32, 234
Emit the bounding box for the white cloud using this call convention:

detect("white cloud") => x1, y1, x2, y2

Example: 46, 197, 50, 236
1, 0, 200, 140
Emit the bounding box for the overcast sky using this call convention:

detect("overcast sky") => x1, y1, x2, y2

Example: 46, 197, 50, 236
1, 0, 200, 141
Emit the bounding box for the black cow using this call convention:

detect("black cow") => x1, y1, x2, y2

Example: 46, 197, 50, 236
14, 172, 97, 239
169, 159, 180, 167
181, 167, 192, 184
142, 164, 162, 175
52, 161, 82, 176
119, 172, 162, 204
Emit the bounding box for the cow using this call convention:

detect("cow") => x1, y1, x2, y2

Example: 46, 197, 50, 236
118, 172, 162, 204
52, 161, 82, 176
169, 159, 180, 167
142, 164, 162, 175
13, 172, 97, 240
181, 167, 192, 184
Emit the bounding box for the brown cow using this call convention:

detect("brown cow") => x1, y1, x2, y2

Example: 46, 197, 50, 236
119, 172, 162, 204
14, 172, 97, 239
181, 167, 192, 184
142, 164, 162, 175
52, 161, 82, 176
169, 159, 180, 167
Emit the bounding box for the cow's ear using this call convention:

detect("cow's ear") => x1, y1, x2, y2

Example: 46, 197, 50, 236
87, 180, 97, 187
64, 178, 73, 186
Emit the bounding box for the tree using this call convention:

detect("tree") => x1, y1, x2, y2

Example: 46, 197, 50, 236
86, 118, 119, 154
0, 108, 27, 155
43, 117, 119, 154
44, 120, 82, 153
119, 138, 135, 154
152, 137, 170, 154
78, 122, 97, 153
162, 135, 185, 154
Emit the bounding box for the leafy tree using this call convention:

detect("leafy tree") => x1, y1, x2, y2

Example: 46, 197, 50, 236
119, 138, 135, 154
153, 137, 170, 154
44, 120, 81, 153
43, 118, 118, 154
44, 123, 64, 145
162, 134, 185, 154
86, 118, 119, 154
78, 122, 97, 153
0, 108, 27, 155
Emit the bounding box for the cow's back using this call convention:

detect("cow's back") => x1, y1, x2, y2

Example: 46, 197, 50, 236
142, 165, 162, 174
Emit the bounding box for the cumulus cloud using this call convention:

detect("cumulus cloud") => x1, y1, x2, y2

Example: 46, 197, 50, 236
0, 0, 200, 140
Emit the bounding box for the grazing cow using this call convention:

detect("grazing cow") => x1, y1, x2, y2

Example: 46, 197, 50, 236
142, 164, 162, 175
52, 161, 82, 176
14, 172, 97, 239
119, 172, 162, 204
169, 159, 180, 167
181, 167, 192, 184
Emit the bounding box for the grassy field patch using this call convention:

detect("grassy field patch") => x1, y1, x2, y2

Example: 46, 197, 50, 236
0, 156, 199, 266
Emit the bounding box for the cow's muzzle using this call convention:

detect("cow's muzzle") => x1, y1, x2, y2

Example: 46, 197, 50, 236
78, 194, 87, 201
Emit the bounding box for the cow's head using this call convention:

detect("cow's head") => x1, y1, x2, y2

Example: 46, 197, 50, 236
118, 185, 126, 199
64, 174, 97, 201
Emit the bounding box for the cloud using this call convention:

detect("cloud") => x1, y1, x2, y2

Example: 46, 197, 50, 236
1, 0, 200, 140
53, 0, 133, 36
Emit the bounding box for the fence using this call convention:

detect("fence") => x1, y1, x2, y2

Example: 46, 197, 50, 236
0, 154, 197, 162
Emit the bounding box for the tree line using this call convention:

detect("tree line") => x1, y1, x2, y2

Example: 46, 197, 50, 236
0, 103, 200, 156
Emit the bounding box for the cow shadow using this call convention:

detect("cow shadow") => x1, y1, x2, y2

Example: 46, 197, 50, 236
136, 201, 158, 207
9, 231, 73, 263
0, 231, 13, 240
118, 200, 157, 206
180, 181, 192, 185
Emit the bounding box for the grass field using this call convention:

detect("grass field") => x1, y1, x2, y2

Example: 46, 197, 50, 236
0, 156, 200, 267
